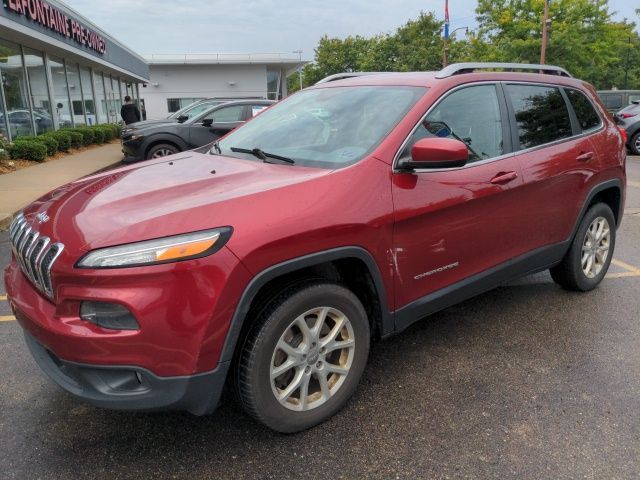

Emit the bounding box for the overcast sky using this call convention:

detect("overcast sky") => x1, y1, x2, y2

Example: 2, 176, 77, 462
62, 0, 638, 60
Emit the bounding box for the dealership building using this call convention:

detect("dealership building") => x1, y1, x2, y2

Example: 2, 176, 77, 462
141, 54, 304, 119
0, 0, 149, 141
1, 1, 305, 138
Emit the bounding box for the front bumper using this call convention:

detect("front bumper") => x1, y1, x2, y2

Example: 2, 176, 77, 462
121, 137, 145, 163
24, 330, 228, 414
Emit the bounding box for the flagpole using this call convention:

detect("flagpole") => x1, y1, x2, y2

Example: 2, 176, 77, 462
443, 0, 450, 67
540, 0, 550, 64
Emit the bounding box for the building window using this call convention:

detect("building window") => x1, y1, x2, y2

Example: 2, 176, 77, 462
66, 62, 85, 126
79, 66, 96, 125
48, 56, 73, 131
167, 98, 205, 113
267, 70, 280, 100
23, 47, 53, 135
0, 38, 33, 139
93, 70, 107, 124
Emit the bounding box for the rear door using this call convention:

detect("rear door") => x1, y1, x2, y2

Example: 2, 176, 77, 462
392, 83, 528, 314
188, 104, 247, 147
504, 83, 603, 252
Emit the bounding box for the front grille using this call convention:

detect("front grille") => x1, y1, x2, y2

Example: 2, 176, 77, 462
9, 213, 64, 299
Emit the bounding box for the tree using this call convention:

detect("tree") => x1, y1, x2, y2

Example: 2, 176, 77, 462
475, 0, 640, 89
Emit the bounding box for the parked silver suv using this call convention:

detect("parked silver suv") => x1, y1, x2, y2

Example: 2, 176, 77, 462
615, 100, 640, 155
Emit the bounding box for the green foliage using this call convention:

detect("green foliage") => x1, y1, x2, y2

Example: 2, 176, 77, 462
91, 127, 105, 144
292, 0, 640, 93
73, 127, 95, 146
94, 125, 114, 141
8, 140, 48, 162
68, 131, 84, 149
33, 135, 58, 156
45, 130, 72, 151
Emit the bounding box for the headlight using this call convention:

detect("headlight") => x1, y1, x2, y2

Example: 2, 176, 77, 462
130, 133, 144, 141
76, 228, 232, 268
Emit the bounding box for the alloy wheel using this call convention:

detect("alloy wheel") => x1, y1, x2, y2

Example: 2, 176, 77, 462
151, 148, 175, 158
581, 216, 611, 278
270, 306, 355, 412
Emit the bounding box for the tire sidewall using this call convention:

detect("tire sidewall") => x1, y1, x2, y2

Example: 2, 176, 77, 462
247, 284, 370, 433
569, 203, 616, 290
147, 143, 178, 159
631, 132, 640, 156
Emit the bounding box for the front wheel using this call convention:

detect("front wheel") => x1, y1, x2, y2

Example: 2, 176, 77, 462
235, 282, 370, 433
550, 202, 616, 291
146, 143, 179, 159
630, 131, 640, 156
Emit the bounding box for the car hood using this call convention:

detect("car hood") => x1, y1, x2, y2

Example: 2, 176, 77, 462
23, 151, 331, 253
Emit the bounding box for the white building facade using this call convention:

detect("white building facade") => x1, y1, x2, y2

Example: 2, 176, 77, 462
141, 54, 304, 119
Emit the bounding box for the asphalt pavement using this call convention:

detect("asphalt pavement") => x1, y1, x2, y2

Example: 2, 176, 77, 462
1, 158, 639, 479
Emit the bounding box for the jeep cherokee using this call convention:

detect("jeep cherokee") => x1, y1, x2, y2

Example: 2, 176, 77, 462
5, 63, 627, 433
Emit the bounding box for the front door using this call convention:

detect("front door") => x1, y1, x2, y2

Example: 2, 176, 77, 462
392, 83, 529, 318
188, 104, 246, 147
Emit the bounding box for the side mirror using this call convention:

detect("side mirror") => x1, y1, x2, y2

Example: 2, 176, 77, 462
400, 137, 468, 170
201, 118, 214, 127
177, 115, 189, 123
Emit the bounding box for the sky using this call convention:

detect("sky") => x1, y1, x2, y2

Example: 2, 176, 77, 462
62, 0, 638, 61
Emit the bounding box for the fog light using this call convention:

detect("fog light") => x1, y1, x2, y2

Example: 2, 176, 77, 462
80, 301, 139, 330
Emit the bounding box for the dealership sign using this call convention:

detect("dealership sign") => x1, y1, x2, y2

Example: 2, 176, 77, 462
4, 0, 106, 54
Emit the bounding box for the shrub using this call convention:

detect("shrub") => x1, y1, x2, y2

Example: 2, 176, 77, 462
8, 140, 47, 162
91, 127, 105, 144
68, 131, 84, 149
46, 130, 72, 151
73, 127, 95, 145
35, 135, 59, 156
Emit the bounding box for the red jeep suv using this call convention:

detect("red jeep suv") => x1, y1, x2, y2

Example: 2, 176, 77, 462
5, 63, 626, 433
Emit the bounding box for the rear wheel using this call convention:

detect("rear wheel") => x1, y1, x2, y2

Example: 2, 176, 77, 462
235, 282, 369, 433
550, 203, 615, 291
630, 132, 640, 156
147, 143, 179, 159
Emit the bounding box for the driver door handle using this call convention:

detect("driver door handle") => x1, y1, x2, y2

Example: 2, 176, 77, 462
490, 171, 518, 184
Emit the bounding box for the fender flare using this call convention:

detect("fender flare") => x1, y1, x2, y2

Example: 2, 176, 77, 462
218, 246, 394, 364
569, 178, 623, 240
142, 134, 189, 156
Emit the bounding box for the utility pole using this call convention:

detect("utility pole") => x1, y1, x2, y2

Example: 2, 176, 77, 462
624, 36, 631, 90
540, 0, 550, 64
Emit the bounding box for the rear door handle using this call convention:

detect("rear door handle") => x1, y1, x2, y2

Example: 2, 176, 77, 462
490, 171, 518, 184
577, 151, 594, 162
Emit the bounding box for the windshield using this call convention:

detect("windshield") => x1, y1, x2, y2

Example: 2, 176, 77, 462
214, 86, 426, 169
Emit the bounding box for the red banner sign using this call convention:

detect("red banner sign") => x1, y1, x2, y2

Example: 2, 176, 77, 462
5, 0, 106, 55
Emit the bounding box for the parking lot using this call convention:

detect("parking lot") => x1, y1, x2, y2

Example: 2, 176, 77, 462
1, 157, 639, 479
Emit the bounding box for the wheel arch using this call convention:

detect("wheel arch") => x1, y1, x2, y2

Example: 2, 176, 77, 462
572, 179, 623, 239
143, 135, 188, 159
219, 247, 394, 365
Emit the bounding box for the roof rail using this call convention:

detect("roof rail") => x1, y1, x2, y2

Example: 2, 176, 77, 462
315, 72, 387, 84
435, 62, 572, 79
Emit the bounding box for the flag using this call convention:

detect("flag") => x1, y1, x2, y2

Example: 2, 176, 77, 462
444, 0, 450, 39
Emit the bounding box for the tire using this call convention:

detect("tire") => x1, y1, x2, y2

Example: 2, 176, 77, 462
235, 282, 370, 433
630, 131, 640, 156
550, 203, 616, 291
146, 143, 179, 159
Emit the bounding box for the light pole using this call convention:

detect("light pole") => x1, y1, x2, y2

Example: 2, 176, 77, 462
443, 27, 469, 67
293, 50, 303, 91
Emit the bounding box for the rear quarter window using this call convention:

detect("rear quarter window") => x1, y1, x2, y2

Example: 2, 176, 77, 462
506, 84, 572, 149
566, 89, 601, 131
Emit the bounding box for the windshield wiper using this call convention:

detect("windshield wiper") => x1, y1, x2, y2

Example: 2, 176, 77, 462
230, 147, 295, 164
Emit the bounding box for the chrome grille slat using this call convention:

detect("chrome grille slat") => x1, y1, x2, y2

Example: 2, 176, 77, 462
9, 213, 64, 300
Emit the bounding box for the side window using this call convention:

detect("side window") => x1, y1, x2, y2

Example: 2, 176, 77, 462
566, 89, 601, 131
506, 84, 572, 149
251, 105, 269, 117
400, 84, 504, 163
204, 105, 244, 123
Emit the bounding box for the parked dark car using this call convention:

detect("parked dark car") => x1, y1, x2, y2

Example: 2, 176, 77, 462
124, 97, 265, 131
597, 90, 640, 114
121, 99, 274, 162
615, 100, 640, 155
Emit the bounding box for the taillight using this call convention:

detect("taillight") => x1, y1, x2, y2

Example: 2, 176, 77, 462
619, 127, 627, 144
620, 113, 637, 119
